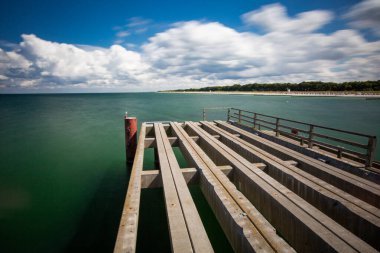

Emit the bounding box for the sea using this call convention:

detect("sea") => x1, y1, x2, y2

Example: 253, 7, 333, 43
1, 92, 379, 253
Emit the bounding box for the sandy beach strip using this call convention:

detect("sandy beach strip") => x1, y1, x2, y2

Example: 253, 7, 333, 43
160, 91, 380, 98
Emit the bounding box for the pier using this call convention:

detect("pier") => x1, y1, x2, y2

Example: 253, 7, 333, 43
114, 108, 380, 253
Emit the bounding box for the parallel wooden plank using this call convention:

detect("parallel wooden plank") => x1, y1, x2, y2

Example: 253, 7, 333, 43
201, 121, 380, 249
216, 121, 380, 204
187, 121, 377, 253
253, 163, 267, 170
157, 123, 214, 253
114, 123, 146, 253
141, 166, 234, 189
171, 125, 262, 253
141, 170, 162, 188
154, 123, 193, 253
115, 120, 379, 253
204, 122, 380, 216
171, 122, 295, 253
223, 120, 380, 187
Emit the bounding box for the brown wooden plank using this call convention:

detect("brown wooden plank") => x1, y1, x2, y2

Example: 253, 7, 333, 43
216, 121, 380, 202
172, 122, 294, 253
140, 166, 234, 189
201, 121, 380, 249
188, 121, 376, 253
157, 123, 214, 253
208, 122, 380, 216
114, 123, 146, 253
154, 123, 193, 253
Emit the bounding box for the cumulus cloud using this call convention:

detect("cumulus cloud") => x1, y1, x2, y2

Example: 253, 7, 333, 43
0, 3, 380, 92
27, 34, 148, 80
0, 34, 149, 91
345, 0, 380, 36
0, 48, 32, 73
142, 19, 379, 86
241, 3, 333, 33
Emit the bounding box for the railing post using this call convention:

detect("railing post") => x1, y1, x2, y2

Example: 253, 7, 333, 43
227, 108, 231, 122
337, 147, 343, 158
203, 108, 206, 121
366, 136, 377, 168
308, 125, 314, 148
253, 113, 257, 129
275, 118, 280, 137
238, 109, 242, 124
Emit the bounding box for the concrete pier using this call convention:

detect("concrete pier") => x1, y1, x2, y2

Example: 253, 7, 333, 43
114, 118, 379, 253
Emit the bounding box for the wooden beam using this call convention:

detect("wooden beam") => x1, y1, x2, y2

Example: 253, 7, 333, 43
141, 165, 234, 189
155, 123, 213, 252
114, 123, 146, 253
253, 163, 266, 170
154, 123, 194, 252
201, 121, 380, 249
145, 135, 222, 148
215, 121, 380, 207
189, 121, 376, 253
171, 122, 294, 253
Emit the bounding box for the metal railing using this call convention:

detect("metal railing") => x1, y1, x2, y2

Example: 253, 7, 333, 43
227, 108, 377, 168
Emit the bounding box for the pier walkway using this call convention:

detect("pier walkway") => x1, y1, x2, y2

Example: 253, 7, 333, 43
114, 113, 379, 253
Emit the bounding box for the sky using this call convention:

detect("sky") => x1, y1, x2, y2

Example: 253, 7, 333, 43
0, 0, 379, 93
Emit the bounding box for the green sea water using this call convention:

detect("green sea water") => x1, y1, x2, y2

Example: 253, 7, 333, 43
0, 93, 380, 253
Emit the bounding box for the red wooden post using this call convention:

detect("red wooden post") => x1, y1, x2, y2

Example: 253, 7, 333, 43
124, 113, 137, 165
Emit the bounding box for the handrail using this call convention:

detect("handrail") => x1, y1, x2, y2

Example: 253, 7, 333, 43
228, 108, 377, 168
230, 107, 374, 138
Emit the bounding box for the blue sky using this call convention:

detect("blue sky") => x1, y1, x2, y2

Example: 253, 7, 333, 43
0, 0, 379, 92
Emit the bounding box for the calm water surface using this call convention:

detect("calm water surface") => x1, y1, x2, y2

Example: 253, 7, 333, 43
1, 93, 379, 253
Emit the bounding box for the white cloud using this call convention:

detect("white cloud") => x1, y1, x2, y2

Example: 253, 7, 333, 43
135, 28, 148, 34
113, 39, 124, 45
116, 31, 130, 38
0, 48, 32, 72
0, 3, 380, 92
0, 34, 149, 90
345, 0, 380, 36
142, 20, 380, 85
126, 17, 151, 28
112, 17, 151, 49
19, 79, 39, 87
241, 3, 333, 33
0, 74, 9, 80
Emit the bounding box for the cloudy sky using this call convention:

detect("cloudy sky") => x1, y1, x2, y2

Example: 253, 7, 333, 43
0, 0, 379, 93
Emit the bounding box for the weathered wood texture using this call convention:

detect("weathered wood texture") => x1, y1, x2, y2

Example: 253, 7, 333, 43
140, 165, 233, 188
186, 121, 377, 252
154, 123, 213, 253
215, 120, 380, 206
200, 121, 380, 249
171, 122, 295, 253
115, 120, 379, 253
114, 123, 146, 253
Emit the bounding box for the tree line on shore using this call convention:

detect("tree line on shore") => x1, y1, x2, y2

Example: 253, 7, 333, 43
172, 81, 380, 92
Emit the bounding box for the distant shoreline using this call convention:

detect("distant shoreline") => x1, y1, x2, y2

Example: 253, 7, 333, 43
159, 91, 380, 98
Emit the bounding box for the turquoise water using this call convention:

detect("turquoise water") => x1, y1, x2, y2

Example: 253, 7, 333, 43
0, 93, 379, 253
